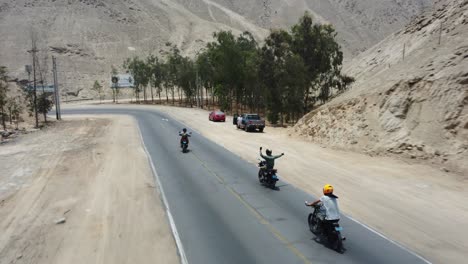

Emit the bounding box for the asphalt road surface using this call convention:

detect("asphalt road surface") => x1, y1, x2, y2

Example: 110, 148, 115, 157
64, 105, 430, 264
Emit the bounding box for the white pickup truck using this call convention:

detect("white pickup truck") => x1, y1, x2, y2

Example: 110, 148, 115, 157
237, 114, 265, 132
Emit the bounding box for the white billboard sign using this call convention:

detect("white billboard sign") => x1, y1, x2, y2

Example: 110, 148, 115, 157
110, 74, 134, 88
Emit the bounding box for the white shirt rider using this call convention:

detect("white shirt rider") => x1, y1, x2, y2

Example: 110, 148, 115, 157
306, 185, 340, 221
319, 195, 340, 220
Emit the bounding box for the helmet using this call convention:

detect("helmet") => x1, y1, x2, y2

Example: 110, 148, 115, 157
266, 149, 272, 155
323, 184, 334, 195
183, 128, 187, 132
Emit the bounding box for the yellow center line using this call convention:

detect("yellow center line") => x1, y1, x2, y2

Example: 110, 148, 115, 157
190, 152, 312, 264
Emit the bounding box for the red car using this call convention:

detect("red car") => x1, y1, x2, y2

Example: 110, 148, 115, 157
209, 111, 226, 122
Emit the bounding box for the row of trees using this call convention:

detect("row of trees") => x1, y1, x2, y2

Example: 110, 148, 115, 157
0, 67, 24, 130
122, 13, 354, 124
0, 65, 54, 131
1, 30, 54, 131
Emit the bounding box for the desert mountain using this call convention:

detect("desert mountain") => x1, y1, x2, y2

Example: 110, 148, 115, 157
0, 0, 431, 98
293, 0, 468, 175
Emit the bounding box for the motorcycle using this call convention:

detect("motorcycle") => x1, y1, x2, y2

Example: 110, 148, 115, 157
306, 203, 345, 253
179, 132, 192, 153
257, 159, 279, 189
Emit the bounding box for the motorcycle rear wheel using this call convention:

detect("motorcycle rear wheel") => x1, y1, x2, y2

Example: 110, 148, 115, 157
270, 180, 276, 189
334, 233, 344, 252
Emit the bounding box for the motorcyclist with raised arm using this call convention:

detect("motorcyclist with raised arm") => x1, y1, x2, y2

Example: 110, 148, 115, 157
179, 128, 191, 148
259, 147, 284, 170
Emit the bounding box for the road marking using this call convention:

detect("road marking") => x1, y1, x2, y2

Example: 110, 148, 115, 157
137, 125, 189, 264
190, 152, 312, 264
148, 108, 430, 263
243, 162, 431, 263
345, 215, 432, 264
159, 112, 201, 135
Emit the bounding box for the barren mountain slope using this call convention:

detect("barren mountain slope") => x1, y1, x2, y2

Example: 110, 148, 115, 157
293, 0, 468, 175
0, 0, 266, 99
183, 0, 433, 55
0, 0, 430, 98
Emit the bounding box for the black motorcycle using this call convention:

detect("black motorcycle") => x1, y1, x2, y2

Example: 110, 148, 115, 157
307, 203, 345, 253
181, 140, 189, 153
257, 159, 279, 189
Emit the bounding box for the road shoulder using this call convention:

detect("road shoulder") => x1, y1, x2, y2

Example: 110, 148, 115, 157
0, 116, 179, 264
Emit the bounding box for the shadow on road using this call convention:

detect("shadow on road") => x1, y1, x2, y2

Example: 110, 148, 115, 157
311, 236, 346, 255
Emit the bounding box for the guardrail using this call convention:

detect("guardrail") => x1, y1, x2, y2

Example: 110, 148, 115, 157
62, 98, 94, 103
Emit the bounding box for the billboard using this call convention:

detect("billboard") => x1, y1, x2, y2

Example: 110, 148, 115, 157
110, 74, 134, 88
25, 84, 55, 93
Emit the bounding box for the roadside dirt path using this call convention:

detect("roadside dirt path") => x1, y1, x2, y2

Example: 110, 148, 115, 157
0, 116, 179, 264
153, 105, 468, 264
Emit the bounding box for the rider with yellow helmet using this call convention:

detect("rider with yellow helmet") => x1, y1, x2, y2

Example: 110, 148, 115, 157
306, 184, 341, 233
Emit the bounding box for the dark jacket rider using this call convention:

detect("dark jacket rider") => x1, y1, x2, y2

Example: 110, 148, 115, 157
259, 147, 284, 170
179, 128, 191, 147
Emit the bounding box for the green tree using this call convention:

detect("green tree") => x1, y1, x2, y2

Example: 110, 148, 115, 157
196, 50, 215, 107
10, 97, 24, 129
123, 57, 144, 103
148, 55, 167, 104
124, 57, 150, 103
208, 31, 243, 112
118, 12, 352, 125
92, 80, 104, 103
166, 46, 184, 105
259, 29, 292, 124
110, 66, 119, 103
281, 54, 306, 123
37, 93, 53, 123
178, 57, 197, 107
236, 31, 259, 113
0, 66, 8, 130
6, 98, 14, 124
291, 12, 345, 111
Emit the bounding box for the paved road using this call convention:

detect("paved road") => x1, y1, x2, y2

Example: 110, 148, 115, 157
65, 105, 430, 264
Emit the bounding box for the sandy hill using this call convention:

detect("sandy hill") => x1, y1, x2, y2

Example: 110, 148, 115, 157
0, 0, 430, 98
293, 0, 468, 175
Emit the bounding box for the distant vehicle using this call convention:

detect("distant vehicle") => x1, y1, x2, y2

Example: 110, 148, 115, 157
209, 111, 226, 122
237, 114, 265, 132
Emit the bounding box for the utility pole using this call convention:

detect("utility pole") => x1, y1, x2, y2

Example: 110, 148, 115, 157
28, 39, 39, 128
196, 69, 200, 108
25, 65, 32, 87
438, 22, 443, 45
198, 69, 203, 109
402, 43, 406, 61
52, 56, 61, 120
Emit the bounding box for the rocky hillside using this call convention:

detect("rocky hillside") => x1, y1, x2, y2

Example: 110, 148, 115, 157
0, 0, 430, 98
293, 0, 468, 175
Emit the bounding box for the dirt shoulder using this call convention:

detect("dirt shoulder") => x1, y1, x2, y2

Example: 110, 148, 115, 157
153, 104, 467, 264
0, 116, 179, 264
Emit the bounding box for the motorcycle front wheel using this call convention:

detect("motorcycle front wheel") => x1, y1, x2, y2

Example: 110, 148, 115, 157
258, 170, 264, 183
308, 213, 319, 234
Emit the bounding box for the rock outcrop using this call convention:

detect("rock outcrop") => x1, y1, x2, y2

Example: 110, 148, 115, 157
293, 0, 468, 175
